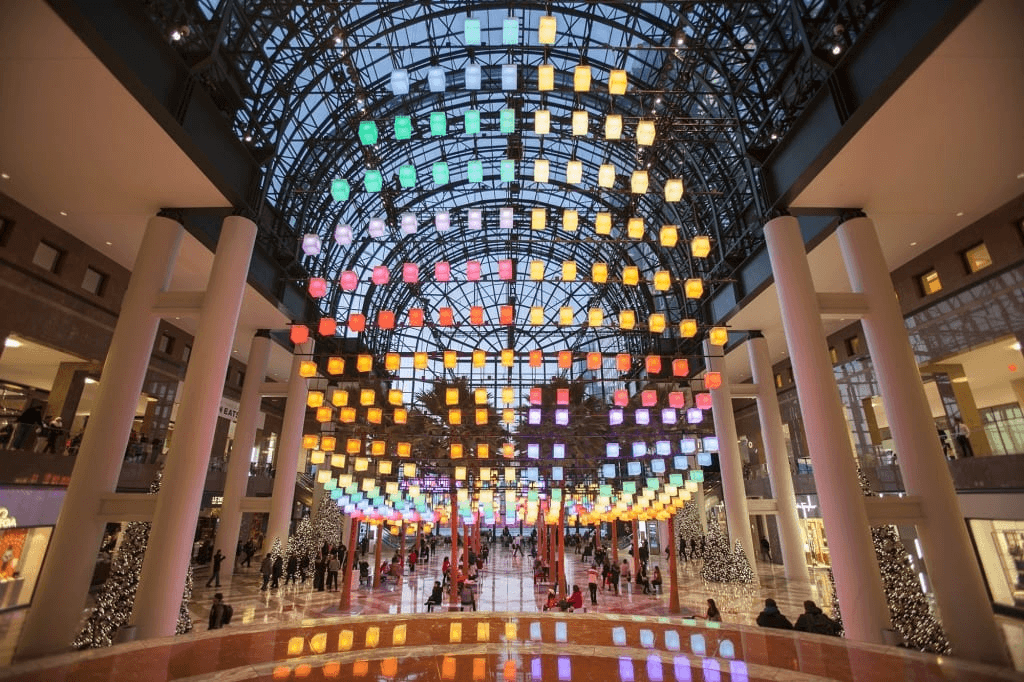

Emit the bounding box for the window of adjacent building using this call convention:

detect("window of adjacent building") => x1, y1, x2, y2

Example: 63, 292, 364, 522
32, 241, 63, 273
918, 269, 942, 296
829, 346, 838, 365
158, 333, 175, 355
774, 373, 783, 389
962, 242, 992, 274
81, 266, 106, 295
845, 336, 862, 356
182, 344, 192, 364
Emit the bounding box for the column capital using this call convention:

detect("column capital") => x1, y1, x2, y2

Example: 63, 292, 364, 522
838, 208, 868, 223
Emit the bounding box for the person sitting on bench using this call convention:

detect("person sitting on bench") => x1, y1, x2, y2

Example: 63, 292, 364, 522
425, 581, 444, 611
358, 560, 371, 586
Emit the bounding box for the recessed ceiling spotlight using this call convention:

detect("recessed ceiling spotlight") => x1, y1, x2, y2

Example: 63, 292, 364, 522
1017, 171, 1024, 179
59, 211, 67, 216
770, 132, 778, 140
831, 44, 842, 55
910, 241, 917, 246
655, 97, 662, 104
0, 173, 9, 180
955, 211, 964, 217
1010, 342, 1021, 351
244, 134, 253, 142
105, 241, 112, 246
4, 338, 22, 348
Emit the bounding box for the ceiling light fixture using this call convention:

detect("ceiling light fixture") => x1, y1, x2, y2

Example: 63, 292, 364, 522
0, 173, 9, 180
59, 211, 67, 216
910, 241, 917, 246
4, 338, 22, 348
831, 44, 842, 55
105, 241, 112, 246
955, 211, 964, 217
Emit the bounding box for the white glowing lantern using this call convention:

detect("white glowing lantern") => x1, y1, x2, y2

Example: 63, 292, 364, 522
334, 224, 352, 245
467, 209, 483, 230
302, 234, 322, 256
500, 207, 514, 230
435, 211, 451, 232
400, 213, 417, 235
368, 218, 386, 238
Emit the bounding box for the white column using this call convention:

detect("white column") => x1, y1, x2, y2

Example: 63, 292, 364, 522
747, 335, 809, 582
264, 341, 313, 551
214, 331, 271, 579
16, 216, 183, 659
838, 216, 1009, 665
704, 340, 757, 574
694, 485, 707, 534
132, 216, 256, 640
764, 215, 891, 645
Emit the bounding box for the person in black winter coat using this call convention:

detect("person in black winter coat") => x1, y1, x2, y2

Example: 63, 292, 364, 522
285, 554, 298, 585
271, 555, 283, 588
756, 598, 794, 630
794, 600, 841, 636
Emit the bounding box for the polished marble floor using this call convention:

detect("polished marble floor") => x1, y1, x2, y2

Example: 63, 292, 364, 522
0, 540, 1021, 678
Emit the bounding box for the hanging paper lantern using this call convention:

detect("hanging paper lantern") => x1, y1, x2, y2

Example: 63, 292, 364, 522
408, 308, 424, 326
614, 389, 628, 406
299, 361, 317, 378
529, 350, 542, 367
340, 270, 358, 291
627, 217, 644, 239
371, 266, 389, 285
588, 308, 604, 327
501, 349, 514, 367
669, 392, 686, 408
609, 409, 623, 425
598, 164, 615, 188
562, 209, 579, 232
692, 235, 712, 259
476, 409, 488, 425
695, 392, 713, 410
466, 260, 482, 281
605, 114, 623, 140
470, 306, 484, 325
498, 259, 514, 280
662, 409, 677, 425
413, 352, 427, 369
704, 371, 722, 389
445, 388, 459, 406
301, 234, 322, 256
499, 305, 514, 325
687, 408, 703, 424
665, 179, 684, 202
537, 64, 554, 91
622, 266, 639, 286
449, 409, 462, 425
642, 390, 657, 406
434, 211, 450, 232
502, 386, 515, 404
649, 314, 666, 334
302, 434, 319, 449
653, 271, 672, 292
467, 209, 483, 229
531, 208, 546, 231
401, 263, 419, 284
394, 408, 408, 425
444, 351, 457, 368
608, 69, 627, 95
368, 217, 386, 237
290, 324, 309, 344
587, 352, 602, 370
684, 279, 704, 299
357, 354, 373, 372
472, 350, 486, 368
499, 207, 514, 229
330, 180, 350, 202
318, 317, 336, 336
679, 319, 698, 338
378, 311, 395, 329
327, 357, 345, 375
673, 359, 690, 377
503, 409, 515, 424
529, 307, 544, 325
558, 306, 573, 325
334, 224, 353, 246
616, 354, 631, 372
435, 261, 451, 281
646, 355, 662, 373
528, 409, 541, 425
636, 120, 656, 146
359, 389, 375, 407
533, 159, 550, 183
558, 351, 572, 368
339, 407, 356, 423
708, 327, 729, 346
347, 314, 365, 333
635, 409, 650, 425
388, 388, 403, 405
620, 311, 636, 330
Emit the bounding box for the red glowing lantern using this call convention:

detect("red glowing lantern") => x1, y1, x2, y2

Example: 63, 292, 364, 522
470, 306, 484, 325
587, 353, 602, 370
558, 351, 572, 369
318, 317, 337, 336
308, 277, 327, 298
466, 260, 482, 281
403, 263, 419, 283
290, 324, 309, 344
646, 355, 662, 374
616, 353, 631, 372
340, 270, 359, 291
435, 261, 451, 282
530, 387, 543, 404
438, 308, 455, 326
530, 350, 542, 367
499, 305, 514, 325
614, 389, 628, 406
557, 388, 570, 405
498, 259, 514, 280
673, 359, 689, 377
642, 390, 657, 406
704, 371, 722, 389
408, 308, 424, 327
347, 314, 366, 333
371, 266, 389, 285
378, 311, 395, 329
669, 391, 686, 408
695, 392, 713, 410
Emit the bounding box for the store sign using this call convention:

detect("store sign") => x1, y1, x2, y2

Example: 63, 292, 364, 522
0, 507, 16, 528
219, 397, 240, 422
211, 496, 224, 506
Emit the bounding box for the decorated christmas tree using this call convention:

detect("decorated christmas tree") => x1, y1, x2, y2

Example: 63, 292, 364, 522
269, 536, 282, 564
827, 568, 843, 634
674, 501, 703, 549
699, 521, 753, 584
289, 517, 316, 580
828, 472, 950, 653
729, 539, 755, 584
75, 476, 193, 649
313, 494, 343, 551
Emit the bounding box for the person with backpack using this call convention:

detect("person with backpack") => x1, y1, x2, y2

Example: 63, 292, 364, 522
756, 598, 794, 630
794, 600, 841, 636
208, 593, 232, 629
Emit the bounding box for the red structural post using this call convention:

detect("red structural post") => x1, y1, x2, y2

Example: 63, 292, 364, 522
668, 515, 680, 614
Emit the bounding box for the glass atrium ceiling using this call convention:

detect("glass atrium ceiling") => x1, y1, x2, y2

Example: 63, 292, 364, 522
147, 0, 887, 405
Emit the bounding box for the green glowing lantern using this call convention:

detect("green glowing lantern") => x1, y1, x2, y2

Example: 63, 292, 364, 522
503, 17, 519, 45
358, 121, 378, 145
500, 109, 516, 133
330, 179, 350, 202
464, 18, 481, 46
465, 109, 481, 135
399, 164, 416, 188
394, 116, 412, 140
432, 162, 449, 185
467, 160, 484, 183
500, 159, 515, 182
430, 112, 447, 136
364, 170, 383, 192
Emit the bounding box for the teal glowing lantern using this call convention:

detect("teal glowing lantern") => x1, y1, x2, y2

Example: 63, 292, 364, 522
430, 112, 447, 136
432, 162, 449, 185
364, 170, 383, 193
330, 179, 350, 202
500, 109, 515, 133
503, 17, 519, 45
465, 109, 481, 135
358, 121, 378, 145
399, 164, 416, 188
500, 159, 515, 182
394, 116, 412, 140
464, 18, 481, 46
467, 160, 484, 183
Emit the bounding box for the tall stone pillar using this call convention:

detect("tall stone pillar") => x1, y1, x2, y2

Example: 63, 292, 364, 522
132, 216, 256, 640
215, 331, 271, 578
838, 215, 1008, 665
264, 340, 313, 551
764, 215, 890, 645
704, 340, 757, 574
747, 336, 809, 582
17, 216, 184, 659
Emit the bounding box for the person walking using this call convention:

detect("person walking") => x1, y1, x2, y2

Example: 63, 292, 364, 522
953, 418, 974, 458
756, 598, 794, 629
690, 537, 698, 560
271, 554, 283, 589
285, 553, 298, 585
638, 539, 649, 568
259, 553, 273, 591
208, 593, 232, 630
327, 552, 341, 591
760, 537, 772, 563
206, 549, 224, 588
587, 563, 600, 605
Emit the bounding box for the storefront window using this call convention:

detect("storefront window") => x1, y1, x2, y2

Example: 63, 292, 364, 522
968, 519, 1024, 613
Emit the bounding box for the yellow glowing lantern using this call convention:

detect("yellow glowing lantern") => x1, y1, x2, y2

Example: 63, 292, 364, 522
588, 308, 604, 327
478, 444, 489, 459
360, 389, 375, 406
559, 306, 573, 325
654, 271, 671, 291
530, 260, 545, 281
379, 461, 392, 475
413, 351, 428, 369
501, 350, 514, 367
649, 314, 666, 334
339, 406, 356, 423
538, 15, 557, 44
316, 406, 332, 422
326, 356, 345, 375
627, 217, 644, 239
565, 161, 583, 186
573, 64, 591, 91
598, 164, 615, 188
370, 440, 385, 455
394, 407, 407, 424
357, 354, 373, 372
608, 69, 627, 94
347, 438, 362, 454
330, 453, 346, 468
595, 212, 612, 235
684, 278, 704, 299
620, 310, 636, 329
455, 466, 467, 481
299, 361, 317, 378
403, 463, 416, 478
534, 109, 550, 135
533, 159, 549, 183
708, 326, 729, 346
321, 435, 336, 451
537, 64, 554, 91
531, 208, 546, 231
503, 408, 515, 423
397, 442, 411, 457
472, 350, 486, 368
592, 262, 608, 283
330, 390, 348, 408
660, 225, 678, 247
367, 407, 382, 423
502, 386, 515, 404
605, 114, 623, 139
562, 209, 579, 232
679, 318, 698, 338
475, 388, 488, 405
385, 353, 400, 371
444, 350, 457, 368
622, 266, 639, 286
476, 409, 488, 425
366, 626, 380, 648
636, 119, 656, 146
562, 261, 577, 281
529, 306, 544, 325
449, 409, 462, 425
665, 178, 684, 202
446, 388, 459, 405
388, 389, 403, 405
302, 434, 319, 449
631, 170, 649, 193
691, 235, 711, 258
572, 110, 588, 136
307, 391, 324, 408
